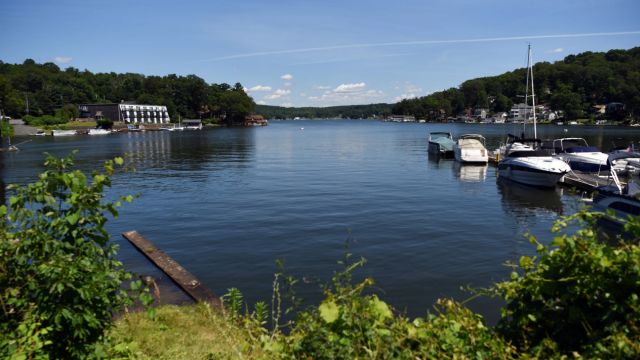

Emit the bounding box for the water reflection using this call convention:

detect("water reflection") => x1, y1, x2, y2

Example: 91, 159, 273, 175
497, 178, 564, 218
122, 129, 256, 173
452, 162, 488, 182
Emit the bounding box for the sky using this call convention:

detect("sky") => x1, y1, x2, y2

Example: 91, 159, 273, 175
1, 0, 640, 107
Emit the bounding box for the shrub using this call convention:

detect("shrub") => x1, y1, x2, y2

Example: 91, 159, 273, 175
23, 114, 67, 126
0, 153, 136, 359
494, 210, 640, 358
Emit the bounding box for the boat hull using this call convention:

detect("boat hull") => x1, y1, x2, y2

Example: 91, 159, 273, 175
555, 153, 609, 172
498, 157, 570, 187
454, 148, 488, 163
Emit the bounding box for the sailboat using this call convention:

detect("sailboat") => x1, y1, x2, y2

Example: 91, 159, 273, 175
497, 45, 571, 187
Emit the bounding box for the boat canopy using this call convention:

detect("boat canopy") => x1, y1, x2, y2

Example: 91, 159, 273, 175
507, 150, 550, 158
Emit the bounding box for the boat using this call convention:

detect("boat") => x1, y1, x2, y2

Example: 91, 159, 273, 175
591, 174, 640, 240
552, 138, 609, 173
497, 136, 572, 187
497, 46, 571, 187
127, 124, 144, 132
608, 149, 640, 176
88, 128, 111, 135
428, 132, 455, 157
34, 129, 46, 136
52, 129, 77, 136
453, 134, 488, 163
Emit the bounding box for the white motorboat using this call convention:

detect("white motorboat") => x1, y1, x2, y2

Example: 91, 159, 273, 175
88, 128, 111, 135
497, 46, 571, 188
453, 134, 488, 163
52, 129, 77, 136
608, 150, 640, 176
498, 138, 572, 187
428, 131, 455, 158
552, 138, 609, 173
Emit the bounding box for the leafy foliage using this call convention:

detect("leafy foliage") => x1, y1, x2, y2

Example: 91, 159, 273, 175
0, 153, 136, 359
494, 210, 640, 358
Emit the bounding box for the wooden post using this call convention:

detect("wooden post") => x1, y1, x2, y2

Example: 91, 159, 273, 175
122, 230, 222, 308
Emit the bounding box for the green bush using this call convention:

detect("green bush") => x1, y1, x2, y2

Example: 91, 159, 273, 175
23, 114, 67, 126
0, 153, 136, 359
494, 210, 640, 358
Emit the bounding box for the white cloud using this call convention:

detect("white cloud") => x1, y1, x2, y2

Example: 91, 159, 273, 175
281, 73, 293, 81
314, 85, 331, 90
53, 56, 72, 64
334, 82, 366, 93
307, 85, 384, 105
247, 85, 272, 92
264, 89, 291, 100
257, 100, 267, 105
284, 82, 292, 87
392, 82, 425, 102
281, 102, 293, 107
549, 47, 564, 53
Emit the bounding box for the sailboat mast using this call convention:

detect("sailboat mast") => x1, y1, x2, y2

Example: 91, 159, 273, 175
524, 45, 530, 136
529, 45, 537, 139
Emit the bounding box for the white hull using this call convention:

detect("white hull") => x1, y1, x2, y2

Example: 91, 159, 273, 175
554, 152, 609, 172
454, 148, 488, 163
498, 156, 571, 187
88, 129, 111, 135
52, 130, 77, 136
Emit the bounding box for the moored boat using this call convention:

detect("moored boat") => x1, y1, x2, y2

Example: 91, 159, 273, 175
428, 131, 455, 158
497, 46, 571, 188
552, 138, 609, 173
52, 129, 77, 136
88, 128, 111, 135
453, 134, 488, 163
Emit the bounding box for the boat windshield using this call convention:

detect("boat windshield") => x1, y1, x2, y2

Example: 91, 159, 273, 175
507, 150, 550, 158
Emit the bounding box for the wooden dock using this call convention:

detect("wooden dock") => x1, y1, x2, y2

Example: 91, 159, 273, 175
122, 231, 222, 308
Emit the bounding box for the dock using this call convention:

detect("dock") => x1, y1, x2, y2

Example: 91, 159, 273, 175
559, 171, 622, 192
122, 230, 222, 308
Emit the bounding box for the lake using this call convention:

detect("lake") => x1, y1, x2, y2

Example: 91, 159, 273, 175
2, 120, 639, 322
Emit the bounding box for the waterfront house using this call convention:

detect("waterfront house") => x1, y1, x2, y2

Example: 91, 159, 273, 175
473, 108, 487, 120
244, 115, 269, 126
183, 119, 203, 130
508, 103, 533, 122
78, 103, 170, 124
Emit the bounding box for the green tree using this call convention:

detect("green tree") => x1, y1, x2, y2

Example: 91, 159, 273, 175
0, 154, 138, 359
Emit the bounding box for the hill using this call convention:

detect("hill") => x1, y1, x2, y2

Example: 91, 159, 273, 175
255, 103, 392, 119
392, 47, 640, 121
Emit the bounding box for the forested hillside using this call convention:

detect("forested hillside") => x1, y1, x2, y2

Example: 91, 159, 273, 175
1, 47, 639, 122
0, 59, 255, 123
393, 47, 640, 121
255, 103, 392, 119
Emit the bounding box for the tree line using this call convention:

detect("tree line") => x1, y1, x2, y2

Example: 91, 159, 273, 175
255, 103, 392, 119
393, 47, 640, 121
2, 47, 639, 123
0, 59, 255, 124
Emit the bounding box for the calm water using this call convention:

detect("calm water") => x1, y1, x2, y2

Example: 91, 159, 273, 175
3, 120, 639, 322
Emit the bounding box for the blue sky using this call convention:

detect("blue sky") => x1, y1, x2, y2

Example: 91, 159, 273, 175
2, 0, 639, 107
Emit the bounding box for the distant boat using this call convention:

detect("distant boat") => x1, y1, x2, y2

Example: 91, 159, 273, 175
34, 129, 46, 136
127, 124, 143, 132
52, 129, 77, 136
453, 134, 488, 163
428, 131, 455, 158
88, 128, 111, 135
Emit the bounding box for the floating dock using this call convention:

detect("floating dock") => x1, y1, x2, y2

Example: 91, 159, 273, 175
122, 230, 222, 308
559, 171, 622, 192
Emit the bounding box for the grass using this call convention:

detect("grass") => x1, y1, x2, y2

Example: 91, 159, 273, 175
108, 303, 264, 359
